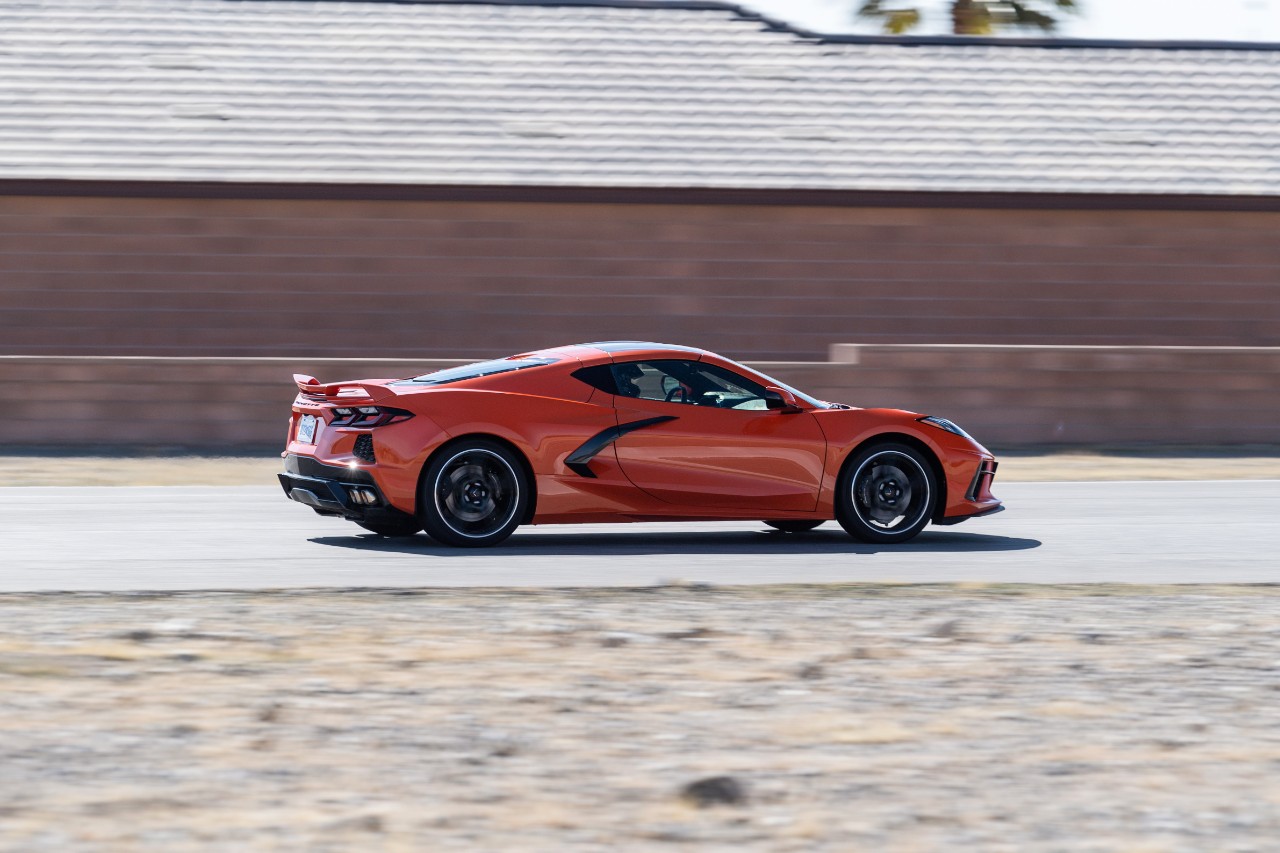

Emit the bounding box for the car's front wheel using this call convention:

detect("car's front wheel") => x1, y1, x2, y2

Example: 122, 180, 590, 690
419, 439, 529, 547
835, 443, 937, 544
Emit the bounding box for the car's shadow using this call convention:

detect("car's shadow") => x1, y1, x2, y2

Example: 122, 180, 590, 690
310, 527, 1041, 557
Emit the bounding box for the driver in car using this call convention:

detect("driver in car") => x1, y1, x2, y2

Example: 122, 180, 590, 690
616, 363, 644, 398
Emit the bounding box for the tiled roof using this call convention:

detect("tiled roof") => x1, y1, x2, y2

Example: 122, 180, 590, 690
1, 0, 1278, 195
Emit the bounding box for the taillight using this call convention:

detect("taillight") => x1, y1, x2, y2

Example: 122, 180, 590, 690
329, 406, 414, 427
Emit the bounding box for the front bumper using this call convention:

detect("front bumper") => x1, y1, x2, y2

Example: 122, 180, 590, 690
935, 456, 1002, 525
934, 502, 1005, 526
278, 454, 417, 526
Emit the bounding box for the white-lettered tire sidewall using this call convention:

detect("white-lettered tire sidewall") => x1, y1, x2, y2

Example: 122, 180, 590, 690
419, 439, 529, 548
835, 442, 937, 544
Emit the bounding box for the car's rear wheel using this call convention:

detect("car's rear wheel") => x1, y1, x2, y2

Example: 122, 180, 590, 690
836, 443, 937, 544
763, 520, 824, 533
420, 439, 528, 548
355, 519, 422, 538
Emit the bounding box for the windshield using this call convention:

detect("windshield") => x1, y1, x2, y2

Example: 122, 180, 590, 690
398, 356, 558, 386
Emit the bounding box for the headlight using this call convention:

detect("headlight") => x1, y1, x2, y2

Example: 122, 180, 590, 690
919, 415, 969, 438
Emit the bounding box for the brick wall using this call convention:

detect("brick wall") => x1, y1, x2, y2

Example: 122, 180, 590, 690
1, 357, 465, 448
779, 345, 1280, 445
3, 195, 1279, 362
4, 348, 1276, 448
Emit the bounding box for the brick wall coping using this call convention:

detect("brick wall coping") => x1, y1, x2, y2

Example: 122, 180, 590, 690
5, 346, 1279, 368
0, 356, 469, 364
830, 344, 1280, 354
828, 344, 1280, 365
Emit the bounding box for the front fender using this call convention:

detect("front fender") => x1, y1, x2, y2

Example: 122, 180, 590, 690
813, 408, 990, 518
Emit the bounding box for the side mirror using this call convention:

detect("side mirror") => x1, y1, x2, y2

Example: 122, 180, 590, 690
764, 386, 803, 413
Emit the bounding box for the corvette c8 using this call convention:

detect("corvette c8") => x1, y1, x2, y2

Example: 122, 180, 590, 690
279, 341, 1002, 547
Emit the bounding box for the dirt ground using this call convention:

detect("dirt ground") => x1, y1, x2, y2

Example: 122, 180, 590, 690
2, 585, 1279, 851
4, 450, 1280, 487
6, 450, 1279, 848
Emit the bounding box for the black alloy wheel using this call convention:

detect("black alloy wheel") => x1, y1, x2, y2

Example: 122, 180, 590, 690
835, 443, 937, 544
763, 520, 825, 533
420, 440, 528, 547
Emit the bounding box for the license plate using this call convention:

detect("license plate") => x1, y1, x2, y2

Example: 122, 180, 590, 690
296, 414, 317, 444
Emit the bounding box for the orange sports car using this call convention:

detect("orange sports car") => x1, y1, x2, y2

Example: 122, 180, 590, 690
279, 342, 1001, 547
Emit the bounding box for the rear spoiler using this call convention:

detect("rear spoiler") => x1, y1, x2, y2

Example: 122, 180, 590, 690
293, 374, 399, 404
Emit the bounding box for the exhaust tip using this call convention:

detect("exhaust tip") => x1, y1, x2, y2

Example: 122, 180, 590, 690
347, 487, 380, 506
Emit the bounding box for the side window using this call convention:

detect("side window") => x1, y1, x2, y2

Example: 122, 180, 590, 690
610, 360, 771, 410
691, 363, 771, 410
611, 361, 691, 403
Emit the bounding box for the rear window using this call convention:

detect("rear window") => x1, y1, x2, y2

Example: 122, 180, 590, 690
396, 357, 558, 386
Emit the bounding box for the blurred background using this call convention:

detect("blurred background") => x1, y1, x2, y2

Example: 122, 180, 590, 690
1, 0, 1277, 450
746, 0, 1278, 41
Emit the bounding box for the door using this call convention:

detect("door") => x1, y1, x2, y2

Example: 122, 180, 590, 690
607, 359, 826, 512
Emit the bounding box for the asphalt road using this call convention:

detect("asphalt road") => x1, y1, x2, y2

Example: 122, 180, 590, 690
3, 481, 1278, 590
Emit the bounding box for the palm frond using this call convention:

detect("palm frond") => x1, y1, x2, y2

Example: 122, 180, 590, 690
885, 9, 923, 33
1006, 2, 1058, 30
856, 1, 925, 35
858, 0, 1076, 36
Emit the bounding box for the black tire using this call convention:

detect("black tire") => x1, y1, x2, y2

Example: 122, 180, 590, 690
763, 520, 824, 533
419, 439, 529, 548
835, 442, 937, 544
355, 519, 422, 538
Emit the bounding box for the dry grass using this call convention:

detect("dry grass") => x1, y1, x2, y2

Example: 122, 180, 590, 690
4, 588, 1280, 849
0, 455, 280, 487
776, 715, 921, 745
998, 452, 1280, 482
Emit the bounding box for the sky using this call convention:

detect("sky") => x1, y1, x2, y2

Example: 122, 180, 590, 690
730, 0, 1280, 42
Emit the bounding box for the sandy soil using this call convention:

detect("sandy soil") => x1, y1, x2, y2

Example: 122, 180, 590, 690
996, 452, 1280, 483
4, 451, 1280, 487
2, 585, 1279, 851
0, 455, 286, 487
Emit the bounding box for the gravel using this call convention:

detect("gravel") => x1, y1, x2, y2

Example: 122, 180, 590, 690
2, 585, 1279, 850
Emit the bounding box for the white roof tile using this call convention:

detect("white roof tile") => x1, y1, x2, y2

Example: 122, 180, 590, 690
0, 0, 1277, 194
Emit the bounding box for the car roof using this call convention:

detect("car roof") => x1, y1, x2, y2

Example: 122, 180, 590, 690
483, 341, 710, 367
578, 341, 703, 354
575, 341, 708, 360
513, 341, 714, 366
